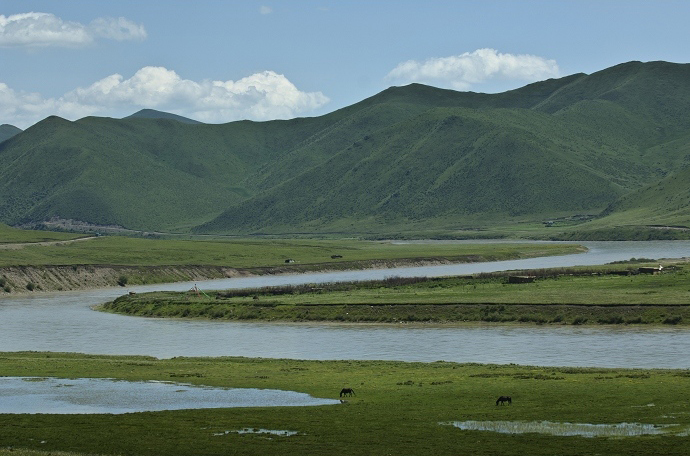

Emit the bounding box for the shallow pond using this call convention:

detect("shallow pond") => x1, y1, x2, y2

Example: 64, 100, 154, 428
213, 428, 300, 437
443, 420, 690, 437
0, 377, 340, 414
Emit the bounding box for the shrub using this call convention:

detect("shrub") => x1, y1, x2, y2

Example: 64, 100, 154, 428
598, 316, 624, 324
117, 275, 129, 287
663, 315, 683, 325
26, 282, 36, 291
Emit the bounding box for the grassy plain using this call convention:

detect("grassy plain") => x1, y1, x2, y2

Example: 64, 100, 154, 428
0, 223, 83, 244
101, 261, 690, 325
0, 352, 689, 456
0, 235, 581, 268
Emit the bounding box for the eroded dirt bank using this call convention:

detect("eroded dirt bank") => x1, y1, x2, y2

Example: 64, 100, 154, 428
0, 265, 250, 294
0, 258, 462, 295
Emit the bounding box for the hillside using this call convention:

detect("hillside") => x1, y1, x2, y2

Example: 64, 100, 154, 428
200, 61, 690, 234
0, 114, 331, 231
596, 165, 690, 228
125, 109, 202, 124
0, 124, 22, 143
1, 60, 690, 236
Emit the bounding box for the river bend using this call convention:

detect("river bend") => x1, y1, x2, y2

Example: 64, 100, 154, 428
1, 240, 689, 368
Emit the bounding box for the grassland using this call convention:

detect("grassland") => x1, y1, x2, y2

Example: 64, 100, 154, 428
0, 233, 583, 293
0, 352, 689, 456
0, 223, 83, 244
0, 235, 581, 269
101, 261, 690, 325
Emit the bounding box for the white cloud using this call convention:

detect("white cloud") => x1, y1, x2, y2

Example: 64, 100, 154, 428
1, 67, 330, 128
260, 6, 273, 15
0, 12, 146, 48
0, 83, 60, 127
387, 48, 559, 90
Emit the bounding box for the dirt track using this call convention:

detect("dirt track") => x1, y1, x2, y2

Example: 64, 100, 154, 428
0, 236, 99, 250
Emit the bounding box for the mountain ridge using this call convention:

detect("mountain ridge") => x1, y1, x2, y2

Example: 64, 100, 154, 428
2, 60, 690, 237
125, 109, 202, 124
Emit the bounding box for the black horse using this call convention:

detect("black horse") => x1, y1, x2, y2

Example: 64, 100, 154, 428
340, 388, 355, 397
496, 396, 512, 406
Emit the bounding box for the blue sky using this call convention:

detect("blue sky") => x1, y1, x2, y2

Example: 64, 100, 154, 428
2, 0, 690, 129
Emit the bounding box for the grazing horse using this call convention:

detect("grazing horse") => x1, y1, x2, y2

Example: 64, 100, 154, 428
340, 388, 355, 397
496, 396, 512, 406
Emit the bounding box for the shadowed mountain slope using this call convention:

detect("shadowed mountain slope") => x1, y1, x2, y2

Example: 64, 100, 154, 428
0, 124, 22, 143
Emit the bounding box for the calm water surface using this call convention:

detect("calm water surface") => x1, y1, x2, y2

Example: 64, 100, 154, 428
1, 240, 689, 368
0, 377, 339, 414
442, 420, 688, 437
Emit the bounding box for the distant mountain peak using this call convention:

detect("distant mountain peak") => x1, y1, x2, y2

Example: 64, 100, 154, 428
0, 123, 23, 143
125, 109, 202, 124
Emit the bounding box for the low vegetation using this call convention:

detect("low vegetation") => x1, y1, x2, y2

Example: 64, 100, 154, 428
0, 235, 581, 268
0, 236, 582, 293
0, 223, 83, 244
100, 261, 690, 325
0, 352, 689, 456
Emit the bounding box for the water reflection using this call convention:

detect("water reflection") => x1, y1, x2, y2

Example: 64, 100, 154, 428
443, 420, 688, 437
0, 377, 339, 414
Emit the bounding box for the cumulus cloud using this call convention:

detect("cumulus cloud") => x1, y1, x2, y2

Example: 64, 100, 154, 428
387, 48, 559, 90
0, 83, 60, 127
260, 6, 273, 15
1, 67, 330, 128
0, 12, 146, 48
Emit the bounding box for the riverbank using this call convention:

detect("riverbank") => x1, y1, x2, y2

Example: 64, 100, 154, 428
0, 257, 555, 295
0, 242, 584, 294
1, 352, 689, 456
99, 260, 690, 326
0, 264, 239, 294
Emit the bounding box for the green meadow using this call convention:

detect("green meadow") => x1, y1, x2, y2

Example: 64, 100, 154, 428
2, 227, 688, 455
0, 353, 689, 456
0, 223, 83, 244
0, 234, 581, 268
102, 261, 690, 325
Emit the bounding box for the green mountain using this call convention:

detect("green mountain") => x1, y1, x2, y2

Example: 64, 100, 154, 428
0, 113, 332, 231
200, 61, 690, 234
125, 109, 202, 124
1, 60, 690, 236
0, 124, 22, 143
597, 164, 690, 227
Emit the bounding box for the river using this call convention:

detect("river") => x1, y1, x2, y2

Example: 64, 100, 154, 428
1, 240, 689, 368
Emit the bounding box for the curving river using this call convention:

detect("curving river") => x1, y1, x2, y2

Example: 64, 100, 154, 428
1, 240, 689, 368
